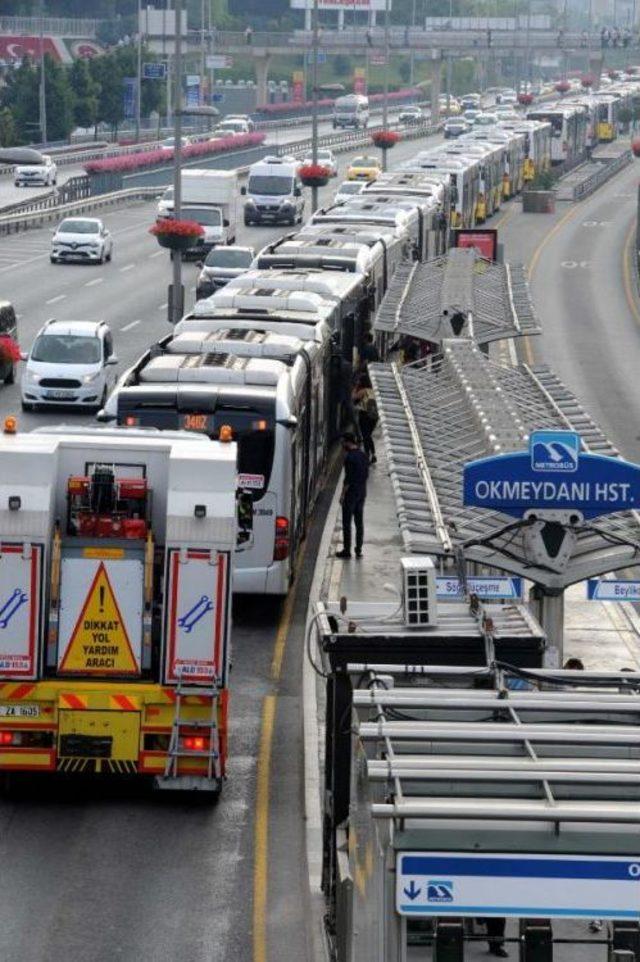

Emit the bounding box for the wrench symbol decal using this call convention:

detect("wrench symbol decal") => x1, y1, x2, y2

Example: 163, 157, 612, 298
178, 595, 213, 633
0, 588, 28, 629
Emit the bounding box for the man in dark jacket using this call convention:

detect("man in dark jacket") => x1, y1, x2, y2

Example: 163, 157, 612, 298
336, 433, 369, 559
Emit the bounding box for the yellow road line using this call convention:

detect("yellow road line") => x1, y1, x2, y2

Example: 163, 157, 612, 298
622, 216, 640, 329
270, 538, 308, 680
253, 694, 276, 962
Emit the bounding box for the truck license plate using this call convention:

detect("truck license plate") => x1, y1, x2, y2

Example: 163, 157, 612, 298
0, 704, 40, 718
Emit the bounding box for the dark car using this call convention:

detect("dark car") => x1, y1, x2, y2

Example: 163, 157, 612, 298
443, 119, 470, 139
196, 246, 255, 300
0, 301, 18, 385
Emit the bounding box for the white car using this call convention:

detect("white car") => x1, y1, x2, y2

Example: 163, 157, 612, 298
159, 136, 190, 151
51, 217, 113, 265
14, 155, 57, 187
157, 186, 174, 216
302, 148, 338, 177
399, 105, 424, 126
225, 114, 255, 132
474, 112, 499, 127
21, 319, 118, 412
334, 180, 365, 203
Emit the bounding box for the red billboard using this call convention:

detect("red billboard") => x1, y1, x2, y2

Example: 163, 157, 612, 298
453, 228, 498, 261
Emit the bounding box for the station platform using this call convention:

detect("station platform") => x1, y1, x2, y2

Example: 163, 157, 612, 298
321, 429, 640, 673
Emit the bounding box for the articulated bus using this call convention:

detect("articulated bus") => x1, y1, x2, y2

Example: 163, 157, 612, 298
399, 153, 480, 229
592, 93, 620, 142
527, 104, 588, 164
497, 119, 552, 182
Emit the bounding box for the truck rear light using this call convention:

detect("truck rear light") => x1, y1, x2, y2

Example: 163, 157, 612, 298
273, 516, 290, 561
0, 730, 49, 747
0, 731, 13, 745
181, 735, 207, 752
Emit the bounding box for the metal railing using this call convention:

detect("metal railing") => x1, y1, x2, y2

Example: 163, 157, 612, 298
572, 148, 632, 200
0, 16, 99, 37
282, 120, 442, 160
0, 186, 159, 237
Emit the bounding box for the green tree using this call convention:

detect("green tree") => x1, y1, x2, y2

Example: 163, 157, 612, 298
1, 57, 39, 144
43, 55, 75, 141
69, 58, 101, 131
90, 52, 125, 137
0, 108, 17, 148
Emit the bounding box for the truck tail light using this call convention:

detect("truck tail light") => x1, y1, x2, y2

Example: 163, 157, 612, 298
273, 516, 290, 561
0, 731, 13, 745
181, 735, 207, 752
0, 730, 48, 747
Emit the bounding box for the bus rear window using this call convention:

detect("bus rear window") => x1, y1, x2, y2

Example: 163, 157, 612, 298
118, 405, 275, 500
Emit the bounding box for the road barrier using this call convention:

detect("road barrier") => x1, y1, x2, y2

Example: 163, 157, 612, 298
571, 148, 632, 201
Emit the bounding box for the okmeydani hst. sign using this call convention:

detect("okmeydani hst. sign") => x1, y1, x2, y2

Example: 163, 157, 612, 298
463, 431, 640, 520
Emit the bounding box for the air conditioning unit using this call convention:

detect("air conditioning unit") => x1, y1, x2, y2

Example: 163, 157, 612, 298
401, 556, 438, 627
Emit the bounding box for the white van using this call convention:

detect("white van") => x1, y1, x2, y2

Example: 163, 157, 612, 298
241, 157, 304, 226
333, 94, 369, 130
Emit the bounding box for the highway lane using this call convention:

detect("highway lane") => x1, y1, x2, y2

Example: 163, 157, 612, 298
0, 112, 406, 212
0, 126, 440, 962
0, 128, 442, 432
507, 162, 640, 461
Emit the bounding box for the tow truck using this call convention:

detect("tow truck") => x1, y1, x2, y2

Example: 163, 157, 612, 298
0, 420, 249, 796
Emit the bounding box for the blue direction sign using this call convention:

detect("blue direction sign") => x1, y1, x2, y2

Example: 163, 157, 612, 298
463, 430, 640, 520
436, 576, 522, 601
143, 62, 167, 80
587, 579, 640, 602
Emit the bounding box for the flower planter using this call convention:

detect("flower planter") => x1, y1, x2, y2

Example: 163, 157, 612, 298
555, 81, 570, 94
632, 138, 640, 158
518, 93, 533, 106
522, 189, 555, 214
299, 164, 331, 189
301, 175, 330, 188
372, 133, 400, 150
155, 233, 202, 251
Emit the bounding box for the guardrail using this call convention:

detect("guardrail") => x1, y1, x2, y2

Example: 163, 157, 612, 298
0, 187, 159, 237
282, 120, 442, 159
572, 149, 632, 201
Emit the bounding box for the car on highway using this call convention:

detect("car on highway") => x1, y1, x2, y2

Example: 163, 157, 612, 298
195, 245, 255, 299
157, 185, 174, 216
463, 108, 481, 125
21, 319, 118, 412
460, 93, 481, 110
217, 118, 251, 135
439, 94, 461, 115
443, 117, 471, 138
50, 217, 113, 265
346, 155, 381, 182
474, 112, 499, 127
301, 147, 338, 177
159, 136, 191, 151
224, 113, 255, 132
0, 301, 18, 386
334, 180, 365, 203
399, 105, 424, 125
14, 154, 57, 187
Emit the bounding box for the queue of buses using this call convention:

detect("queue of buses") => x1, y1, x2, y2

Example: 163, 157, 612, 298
98, 86, 636, 595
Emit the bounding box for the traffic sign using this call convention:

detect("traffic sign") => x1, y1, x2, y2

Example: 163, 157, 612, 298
396, 852, 640, 919
587, 579, 640, 601
463, 430, 640, 520
143, 61, 167, 80
206, 54, 233, 69
211, 92, 224, 103
436, 576, 522, 601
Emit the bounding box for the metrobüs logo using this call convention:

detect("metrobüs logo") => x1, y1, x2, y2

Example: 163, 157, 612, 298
530, 430, 580, 474
427, 880, 454, 903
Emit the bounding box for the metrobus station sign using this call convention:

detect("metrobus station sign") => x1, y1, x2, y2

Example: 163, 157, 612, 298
463, 431, 640, 520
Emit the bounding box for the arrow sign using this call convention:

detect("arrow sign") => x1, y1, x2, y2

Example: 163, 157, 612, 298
403, 880, 421, 901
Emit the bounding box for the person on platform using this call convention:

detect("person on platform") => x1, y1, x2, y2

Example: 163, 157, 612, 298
480, 918, 508, 957
336, 433, 369, 560
353, 373, 378, 464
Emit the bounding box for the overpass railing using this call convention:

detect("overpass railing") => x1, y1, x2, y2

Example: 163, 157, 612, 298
214, 28, 600, 50
0, 16, 100, 37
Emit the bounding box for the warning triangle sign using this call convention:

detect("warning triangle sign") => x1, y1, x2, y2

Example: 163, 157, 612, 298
59, 563, 139, 675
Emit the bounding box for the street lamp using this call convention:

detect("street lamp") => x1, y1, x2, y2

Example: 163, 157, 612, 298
311, 0, 320, 213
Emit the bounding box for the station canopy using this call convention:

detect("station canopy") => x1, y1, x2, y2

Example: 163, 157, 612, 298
353, 667, 640, 828
369, 340, 640, 590
374, 247, 541, 345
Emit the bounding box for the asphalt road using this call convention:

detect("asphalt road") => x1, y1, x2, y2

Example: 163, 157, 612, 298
0, 127, 440, 962
501, 160, 640, 462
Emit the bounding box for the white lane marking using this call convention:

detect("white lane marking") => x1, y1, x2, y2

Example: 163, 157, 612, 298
84, 277, 104, 287
158, 302, 168, 310
45, 293, 66, 304
121, 319, 141, 331
119, 263, 135, 272
149, 250, 165, 259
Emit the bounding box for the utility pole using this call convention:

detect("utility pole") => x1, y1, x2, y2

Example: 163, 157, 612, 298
165, 0, 172, 130
382, 0, 389, 170
136, 0, 142, 142
409, 0, 416, 85
171, 0, 184, 325
311, 0, 320, 213
39, 1, 47, 144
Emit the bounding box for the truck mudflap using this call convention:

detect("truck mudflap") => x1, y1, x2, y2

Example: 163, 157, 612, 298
0, 681, 228, 782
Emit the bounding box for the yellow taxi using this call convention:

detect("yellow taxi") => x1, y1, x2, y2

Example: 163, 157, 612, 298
346, 155, 381, 182
439, 95, 461, 116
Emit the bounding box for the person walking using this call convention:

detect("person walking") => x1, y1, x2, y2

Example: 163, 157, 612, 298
336, 433, 369, 559
480, 918, 509, 957
353, 373, 378, 464
245, 25, 253, 44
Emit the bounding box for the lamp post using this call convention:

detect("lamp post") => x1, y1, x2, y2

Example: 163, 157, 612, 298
39, 0, 47, 144
136, 0, 142, 142
311, 0, 320, 213
170, 0, 184, 325
382, 0, 389, 170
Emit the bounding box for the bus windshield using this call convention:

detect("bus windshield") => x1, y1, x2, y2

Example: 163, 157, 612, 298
529, 113, 563, 137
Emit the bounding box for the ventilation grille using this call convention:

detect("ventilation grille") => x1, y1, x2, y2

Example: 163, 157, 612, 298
401, 556, 437, 628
